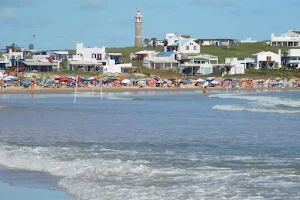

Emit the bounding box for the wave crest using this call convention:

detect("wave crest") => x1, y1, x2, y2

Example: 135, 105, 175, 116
212, 105, 300, 114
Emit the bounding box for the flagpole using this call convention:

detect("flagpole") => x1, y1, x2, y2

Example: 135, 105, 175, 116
92, 81, 95, 97
74, 75, 78, 104
100, 82, 103, 100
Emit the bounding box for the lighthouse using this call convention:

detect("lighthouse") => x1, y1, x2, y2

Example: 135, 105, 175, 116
135, 10, 143, 47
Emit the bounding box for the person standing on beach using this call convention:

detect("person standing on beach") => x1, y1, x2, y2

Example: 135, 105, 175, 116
0, 71, 3, 90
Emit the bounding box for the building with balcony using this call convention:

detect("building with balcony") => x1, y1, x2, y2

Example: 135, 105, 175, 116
271, 30, 300, 47
68, 43, 135, 73
252, 50, 282, 69
282, 49, 300, 69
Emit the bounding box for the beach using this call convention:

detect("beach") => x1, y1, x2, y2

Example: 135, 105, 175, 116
1, 85, 299, 94
1, 90, 300, 199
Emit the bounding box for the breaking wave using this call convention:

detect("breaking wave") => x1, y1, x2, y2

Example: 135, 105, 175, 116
212, 105, 300, 114
209, 93, 300, 108
104, 96, 137, 100
210, 93, 300, 114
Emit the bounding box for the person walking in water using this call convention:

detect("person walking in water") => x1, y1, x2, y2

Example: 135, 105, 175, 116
30, 80, 35, 98
203, 81, 209, 95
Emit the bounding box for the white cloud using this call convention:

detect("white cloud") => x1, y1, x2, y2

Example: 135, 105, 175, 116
0, 8, 17, 19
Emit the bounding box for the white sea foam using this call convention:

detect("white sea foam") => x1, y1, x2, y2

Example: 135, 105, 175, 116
212, 105, 300, 114
210, 93, 300, 114
210, 94, 300, 108
104, 96, 136, 100
0, 143, 299, 200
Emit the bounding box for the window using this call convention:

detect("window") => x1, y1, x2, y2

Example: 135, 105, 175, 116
185, 46, 189, 50
194, 46, 197, 50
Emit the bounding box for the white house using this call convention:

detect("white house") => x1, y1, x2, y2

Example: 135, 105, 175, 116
282, 49, 300, 69
143, 52, 179, 69
3, 49, 24, 60
252, 50, 282, 69
0, 55, 10, 69
75, 43, 106, 60
195, 38, 237, 46
179, 54, 219, 75
0, 49, 24, 69
225, 58, 246, 74
68, 43, 135, 74
180, 63, 213, 75
240, 38, 258, 43
271, 30, 300, 46
187, 54, 219, 64
165, 33, 200, 55
282, 49, 300, 63
167, 38, 200, 55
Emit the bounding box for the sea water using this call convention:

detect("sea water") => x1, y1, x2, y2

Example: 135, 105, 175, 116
0, 90, 300, 200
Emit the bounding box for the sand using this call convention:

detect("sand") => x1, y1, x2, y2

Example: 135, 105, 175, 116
0, 85, 299, 94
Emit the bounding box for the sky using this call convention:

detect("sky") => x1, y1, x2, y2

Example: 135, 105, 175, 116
0, 0, 299, 50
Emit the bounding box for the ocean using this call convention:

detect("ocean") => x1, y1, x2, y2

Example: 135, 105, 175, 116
0, 90, 300, 200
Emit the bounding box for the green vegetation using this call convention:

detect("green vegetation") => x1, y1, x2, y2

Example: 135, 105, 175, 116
64, 42, 300, 78
201, 42, 300, 63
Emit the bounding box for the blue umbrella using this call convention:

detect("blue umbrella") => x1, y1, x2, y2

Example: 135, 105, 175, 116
21, 80, 30, 85
130, 78, 137, 83
45, 79, 54, 84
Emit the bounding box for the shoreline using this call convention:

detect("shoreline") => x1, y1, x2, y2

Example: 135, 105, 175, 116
0, 167, 76, 200
1, 86, 300, 94
0, 181, 73, 200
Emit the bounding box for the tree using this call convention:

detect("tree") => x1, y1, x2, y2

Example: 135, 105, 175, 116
29, 44, 34, 50
163, 39, 168, 46
143, 38, 150, 47
151, 37, 157, 50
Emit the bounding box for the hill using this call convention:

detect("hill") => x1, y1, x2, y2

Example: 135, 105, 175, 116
65, 43, 300, 78
105, 42, 300, 63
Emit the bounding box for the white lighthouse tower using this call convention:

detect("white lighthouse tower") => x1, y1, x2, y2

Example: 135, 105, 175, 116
135, 10, 143, 48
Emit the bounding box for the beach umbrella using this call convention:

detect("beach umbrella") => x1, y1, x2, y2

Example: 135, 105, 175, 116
60, 78, 72, 82
4, 76, 17, 81
80, 77, 89, 82
121, 79, 130, 84
21, 80, 30, 85
206, 77, 214, 81
214, 78, 223, 82
45, 79, 54, 84
182, 79, 192, 84
196, 78, 205, 82
130, 78, 137, 83
211, 80, 219, 85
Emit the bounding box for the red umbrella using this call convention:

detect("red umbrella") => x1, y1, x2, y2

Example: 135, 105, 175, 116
54, 77, 65, 81
57, 78, 72, 82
